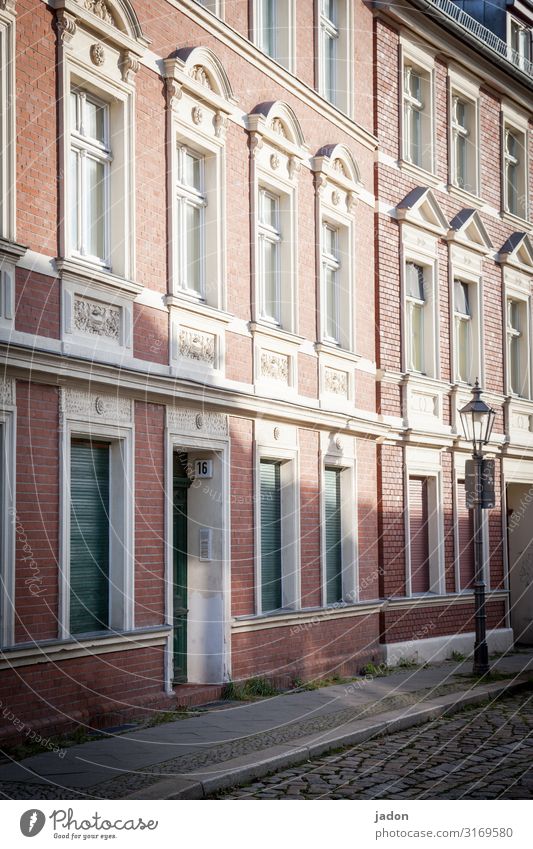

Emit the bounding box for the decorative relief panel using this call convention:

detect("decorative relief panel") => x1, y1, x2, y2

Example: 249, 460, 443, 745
167, 407, 228, 437
0, 378, 14, 407
178, 327, 216, 367
73, 296, 120, 342
409, 391, 439, 418
324, 368, 348, 397
81, 0, 116, 26
189, 65, 212, 89
61, 388, 133, 425
260, 350, 289, 384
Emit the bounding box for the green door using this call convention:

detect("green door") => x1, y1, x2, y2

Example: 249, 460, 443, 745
325, 467, 343, 604
70, 441, 110, 634
173, 453, 189, 682
260, 460, 282, 612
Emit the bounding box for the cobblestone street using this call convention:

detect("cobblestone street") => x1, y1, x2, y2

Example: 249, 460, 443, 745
216, 690, 533, 800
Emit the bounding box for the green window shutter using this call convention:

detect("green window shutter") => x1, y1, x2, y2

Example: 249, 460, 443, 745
260, 460, 282, 612
325, 467, 343, 604
70, 442, 110, 634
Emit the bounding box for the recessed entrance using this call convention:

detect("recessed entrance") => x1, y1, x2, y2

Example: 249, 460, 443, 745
507, 482, 533, 645
173, 452, 190, 682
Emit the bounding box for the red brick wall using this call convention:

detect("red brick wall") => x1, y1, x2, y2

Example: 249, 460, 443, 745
381, 600, 507, 644
0, 647, 169, 742
378, 443, 407, 598
232, 612, 381, 684
358, 436, 380, 600
299, 428, 321, 608
14, 381, 59, 643
132, 304, 169, 365
15, 268, 60, 339
135, 401, 166, 627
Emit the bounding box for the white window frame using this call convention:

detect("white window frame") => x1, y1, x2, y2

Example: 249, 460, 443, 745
0, 6, 16, 243
252, 0, 296, 72
320, 435, 357, 606
451, 266, 482, 387
58, 390, 134, 640
254, 442, 300, 615
317, 0, 353, 115
405, 449, 445, 597
258, 188, 282, 324
506, 294, 531, 399
501, 104, 529, 222
449, 77, 479, 198
0, 378, 15, 648
400, 42, 435, 174
196, 0, 223, 15
508, 14, 532, 69
404, 258, 437, 378
322, 222, 341, 343
69, 87, 112, 268
175, 145, 207, 300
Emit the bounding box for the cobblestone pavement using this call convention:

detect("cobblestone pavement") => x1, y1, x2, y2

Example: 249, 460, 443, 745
215, 690, 533, 800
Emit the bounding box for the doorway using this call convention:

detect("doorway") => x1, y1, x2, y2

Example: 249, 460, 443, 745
173, 452, 190, 682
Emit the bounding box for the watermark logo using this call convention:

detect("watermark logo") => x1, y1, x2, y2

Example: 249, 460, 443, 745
20, 810, 46, 837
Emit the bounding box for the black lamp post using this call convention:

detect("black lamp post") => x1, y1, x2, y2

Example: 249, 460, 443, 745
459, 380, 496, 676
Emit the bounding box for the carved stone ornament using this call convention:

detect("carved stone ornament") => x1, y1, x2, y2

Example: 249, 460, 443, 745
271, 117, 287, 137
0, 0, 17, 13
178, 327, 216, 366
288, 156, 301, 180
61, 388, 133, 425
332, 158, 346, 176
192, 106, 203, 125
332, 190, 340, 206
213, 111, 228, 139
325, 368, 348, 396
189, 65, 212, 90
167, 407, 228, 437
166, 79, 182, 110
120, 51, 140, 84
273, 426, 281, 441
82, 0, 115, 26
346, 191, 357, 214
260, 351, 289, 384
249, 132, 263, 158
270, 153, 280, 171
90, 43, 105, 66
335, 436, 343, 450
0, 378, 14, 407
55, 10, 77, 44
73, 296, 120, 342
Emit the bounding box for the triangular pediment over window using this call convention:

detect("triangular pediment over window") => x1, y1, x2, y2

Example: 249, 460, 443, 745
396, 187, 448, 236
498, 232, 533, 271
447, 208, 492, 254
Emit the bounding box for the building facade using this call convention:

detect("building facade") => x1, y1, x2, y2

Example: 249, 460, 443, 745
0, 0, 529, 742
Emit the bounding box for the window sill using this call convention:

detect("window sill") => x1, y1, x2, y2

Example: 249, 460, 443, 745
232, 601, 382, 632
166, 293, 233, 324
0, 626, 171, 670
501, 209, 531, 230
398, 159, 441, 189
315, 341, 359, 363
57, 257, 143, 297
447, 183, 484, 210
250, 321, 305, 347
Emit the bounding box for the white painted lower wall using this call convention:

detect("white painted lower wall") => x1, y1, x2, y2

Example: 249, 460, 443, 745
383, 628, 514, 665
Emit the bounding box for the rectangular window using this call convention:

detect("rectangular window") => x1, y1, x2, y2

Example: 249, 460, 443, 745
324, 467, 342, 604
507, 298, 529, 397
454, 279, 472, 384
409, 477, 430, 594
260, 0, 276, 57
258, 189, 281, 324
260, 460, 282, 612
510, 17, 531, 69
451, 95, 477, 194
406, 261, 426, 374
504, 127, 526, 219
70, 440, 110, 635
402, 59, 433, 172
69, 89, 111, 266
320, 0, 339, 104
322, 223, 340, 343
457, 480, 474, 590
176, 146, 206, 298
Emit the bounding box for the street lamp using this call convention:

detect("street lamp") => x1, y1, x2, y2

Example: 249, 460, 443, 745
459, 380, 496, 676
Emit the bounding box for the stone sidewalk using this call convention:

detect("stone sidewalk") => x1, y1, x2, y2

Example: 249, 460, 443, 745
0, 650, 532, 800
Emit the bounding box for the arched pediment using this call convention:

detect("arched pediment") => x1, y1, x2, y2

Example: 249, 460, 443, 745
79, 0, 145, 40
312, 143, 362, 187
52, 0, 149, 54
248, 101, 306, 149
174, 47, 235, 102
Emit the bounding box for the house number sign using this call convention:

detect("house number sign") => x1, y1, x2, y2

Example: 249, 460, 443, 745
194, 459, 213, 478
